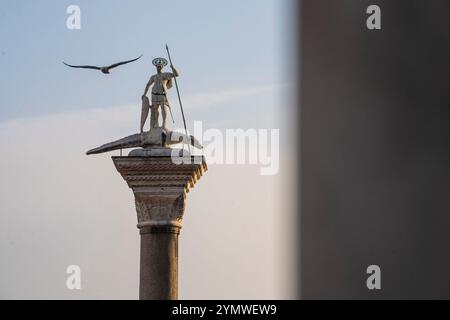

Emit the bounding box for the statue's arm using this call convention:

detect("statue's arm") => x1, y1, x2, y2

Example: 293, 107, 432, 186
142, 76, 154, 98
170, 65, 179, 77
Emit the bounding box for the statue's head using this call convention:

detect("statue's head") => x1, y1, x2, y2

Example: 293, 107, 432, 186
152, 57, 168, 73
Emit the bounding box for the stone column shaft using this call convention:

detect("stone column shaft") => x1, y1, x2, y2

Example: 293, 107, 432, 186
139, 226, 179, 299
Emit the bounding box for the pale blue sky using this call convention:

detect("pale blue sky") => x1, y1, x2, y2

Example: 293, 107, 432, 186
0, 0, 287, 125
0, 1, 297, 299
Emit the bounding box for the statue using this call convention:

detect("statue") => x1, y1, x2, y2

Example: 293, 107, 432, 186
86, 46, 202, 156
140, 58, 178, 131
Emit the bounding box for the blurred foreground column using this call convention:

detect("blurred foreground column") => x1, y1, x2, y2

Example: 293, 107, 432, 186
113, 149, 207, 299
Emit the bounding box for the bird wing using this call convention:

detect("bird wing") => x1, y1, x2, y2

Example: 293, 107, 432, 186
63, 62, 102, 70
107, 55, 143, 70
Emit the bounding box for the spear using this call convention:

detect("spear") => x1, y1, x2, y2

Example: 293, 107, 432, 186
165, 44, 191, 154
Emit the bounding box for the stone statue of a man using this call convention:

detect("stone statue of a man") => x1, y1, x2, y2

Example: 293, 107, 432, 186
141, 57, 179, 132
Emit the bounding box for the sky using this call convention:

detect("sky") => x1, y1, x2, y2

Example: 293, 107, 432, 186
0, 0, 286, 124
0, 0, 297, 299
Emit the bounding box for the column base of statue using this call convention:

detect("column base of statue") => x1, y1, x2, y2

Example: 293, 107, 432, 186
112, 147, 207, 300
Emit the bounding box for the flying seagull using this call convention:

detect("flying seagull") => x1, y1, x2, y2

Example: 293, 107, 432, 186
63, 55, 143, 74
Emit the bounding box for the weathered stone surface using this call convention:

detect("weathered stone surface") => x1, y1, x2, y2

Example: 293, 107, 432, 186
141, 127, 170, 147
113, 155, 206, 228
139, 230, 179, 299
128, 147, 187, 157
86, 127, 203, 155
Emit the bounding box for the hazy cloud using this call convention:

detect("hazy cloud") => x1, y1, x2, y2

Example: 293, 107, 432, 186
0, 84, 295, 299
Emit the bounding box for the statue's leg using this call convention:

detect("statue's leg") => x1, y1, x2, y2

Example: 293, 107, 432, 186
161, 105, 168, 128
150, 106, 155, 128
140, 102, 150, 133
152, 105, 160, 128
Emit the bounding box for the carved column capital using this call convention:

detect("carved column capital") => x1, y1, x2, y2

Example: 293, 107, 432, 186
112, 153, 207, 231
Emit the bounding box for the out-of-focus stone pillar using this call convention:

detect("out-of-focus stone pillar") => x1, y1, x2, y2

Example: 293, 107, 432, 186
112, 149, 207, 300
